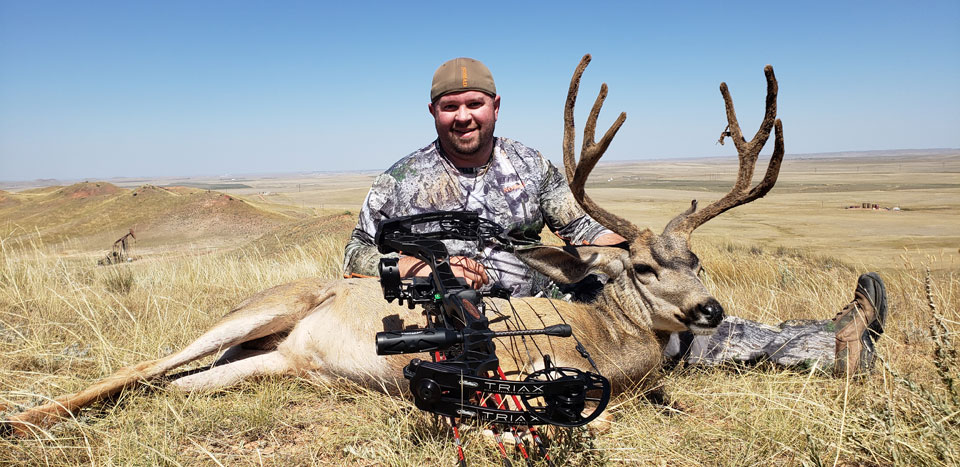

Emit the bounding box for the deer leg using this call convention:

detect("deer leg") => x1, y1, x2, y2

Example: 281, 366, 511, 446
3, 355, 183, 437
2, 327, 273, 437
3, 281, 333, 437
169, 350, 294, 392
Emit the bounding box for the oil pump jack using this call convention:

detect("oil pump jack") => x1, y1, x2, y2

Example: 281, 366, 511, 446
98, 229, 136, 266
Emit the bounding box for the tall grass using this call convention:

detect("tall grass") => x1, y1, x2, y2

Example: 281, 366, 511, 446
1, 232, 957, 465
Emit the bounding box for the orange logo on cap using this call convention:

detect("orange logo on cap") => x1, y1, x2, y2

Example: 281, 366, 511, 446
461, 66, 468, 87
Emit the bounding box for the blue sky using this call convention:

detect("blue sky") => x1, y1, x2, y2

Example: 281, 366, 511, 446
1, 0, 958, 181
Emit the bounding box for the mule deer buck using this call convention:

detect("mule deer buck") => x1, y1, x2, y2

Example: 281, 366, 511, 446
2, 55, 783, 437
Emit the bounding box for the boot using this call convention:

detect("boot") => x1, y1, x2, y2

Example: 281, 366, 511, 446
833, 272, 888, 377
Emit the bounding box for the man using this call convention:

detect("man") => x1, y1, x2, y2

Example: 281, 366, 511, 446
343, 57, 625, 297
343, 57, 888, 377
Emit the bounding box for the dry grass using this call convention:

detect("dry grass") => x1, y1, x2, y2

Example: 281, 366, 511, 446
1, 225, 957, 465
1, 153, 957, 464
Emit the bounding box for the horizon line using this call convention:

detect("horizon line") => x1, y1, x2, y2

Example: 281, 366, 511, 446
2, 147, 957, 188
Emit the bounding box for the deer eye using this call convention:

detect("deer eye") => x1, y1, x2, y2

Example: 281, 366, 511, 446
633, 264, 656, 277
690, 257, 703, 276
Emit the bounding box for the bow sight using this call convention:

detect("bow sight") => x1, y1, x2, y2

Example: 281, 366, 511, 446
373, 211, 611, 427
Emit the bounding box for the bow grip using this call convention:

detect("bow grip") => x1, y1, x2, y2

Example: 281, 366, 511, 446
376, 328, 462, 355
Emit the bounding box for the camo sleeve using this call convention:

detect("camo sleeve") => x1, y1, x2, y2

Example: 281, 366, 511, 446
342, 173, 400, 276
538, 158, 612, 245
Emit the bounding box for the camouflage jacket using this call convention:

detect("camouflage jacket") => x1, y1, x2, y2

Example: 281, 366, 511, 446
342, 137, 612, 296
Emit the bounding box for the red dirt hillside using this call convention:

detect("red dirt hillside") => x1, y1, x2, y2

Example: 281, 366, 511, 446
57, 181, 123, 199
0, 189, 21, 208
0, 182, 295, 252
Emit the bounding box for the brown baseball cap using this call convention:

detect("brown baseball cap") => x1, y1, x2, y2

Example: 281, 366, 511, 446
430, 57, 497, 102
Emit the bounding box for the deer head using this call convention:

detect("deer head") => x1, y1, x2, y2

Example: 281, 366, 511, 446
517, 54, 784, 336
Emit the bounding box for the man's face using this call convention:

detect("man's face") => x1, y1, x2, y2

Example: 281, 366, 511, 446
429, 91, 500, 161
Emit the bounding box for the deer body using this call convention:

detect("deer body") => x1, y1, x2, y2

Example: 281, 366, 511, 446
4, 276, 662, 435
4, 55, 783, 437
256, 278, 663, 393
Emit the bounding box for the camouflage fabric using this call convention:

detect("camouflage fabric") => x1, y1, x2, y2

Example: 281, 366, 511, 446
343, 137, 612, 296
664, 317, 836, 371
663, 272, 888, 373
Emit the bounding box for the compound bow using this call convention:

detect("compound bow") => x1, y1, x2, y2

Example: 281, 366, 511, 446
373, 211, 611, 464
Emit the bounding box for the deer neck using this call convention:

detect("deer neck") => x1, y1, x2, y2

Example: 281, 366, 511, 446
592, 274, 654, 338
548, 277, 661, 390
563, 287, 661, 390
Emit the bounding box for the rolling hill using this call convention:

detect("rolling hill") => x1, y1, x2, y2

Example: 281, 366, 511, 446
0, 182, 299, 254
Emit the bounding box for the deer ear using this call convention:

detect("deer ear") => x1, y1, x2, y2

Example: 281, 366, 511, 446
514, 245, 625, 284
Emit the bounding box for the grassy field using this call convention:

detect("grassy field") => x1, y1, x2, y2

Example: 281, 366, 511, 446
1, 152, 958, 465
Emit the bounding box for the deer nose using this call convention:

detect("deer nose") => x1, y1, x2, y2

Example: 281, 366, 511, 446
696, 299, 724, 327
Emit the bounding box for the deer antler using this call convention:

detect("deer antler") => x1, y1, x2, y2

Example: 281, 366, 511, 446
564, 54, 645, 241
665, 65, 784, 238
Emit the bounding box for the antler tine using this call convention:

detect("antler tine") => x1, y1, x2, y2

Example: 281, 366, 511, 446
668, 65, 784, 237
575, 83, 627, 187
747, 118, 784, 199
563, 54, 642, 241
722, 66, 778, 158
563, 55, 591, 183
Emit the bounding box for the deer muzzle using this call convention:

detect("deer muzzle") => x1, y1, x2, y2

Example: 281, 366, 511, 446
690, 298, 724, 333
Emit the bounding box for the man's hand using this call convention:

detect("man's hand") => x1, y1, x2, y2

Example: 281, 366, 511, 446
398, 255, 489, 289
592, 232, 628, 246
